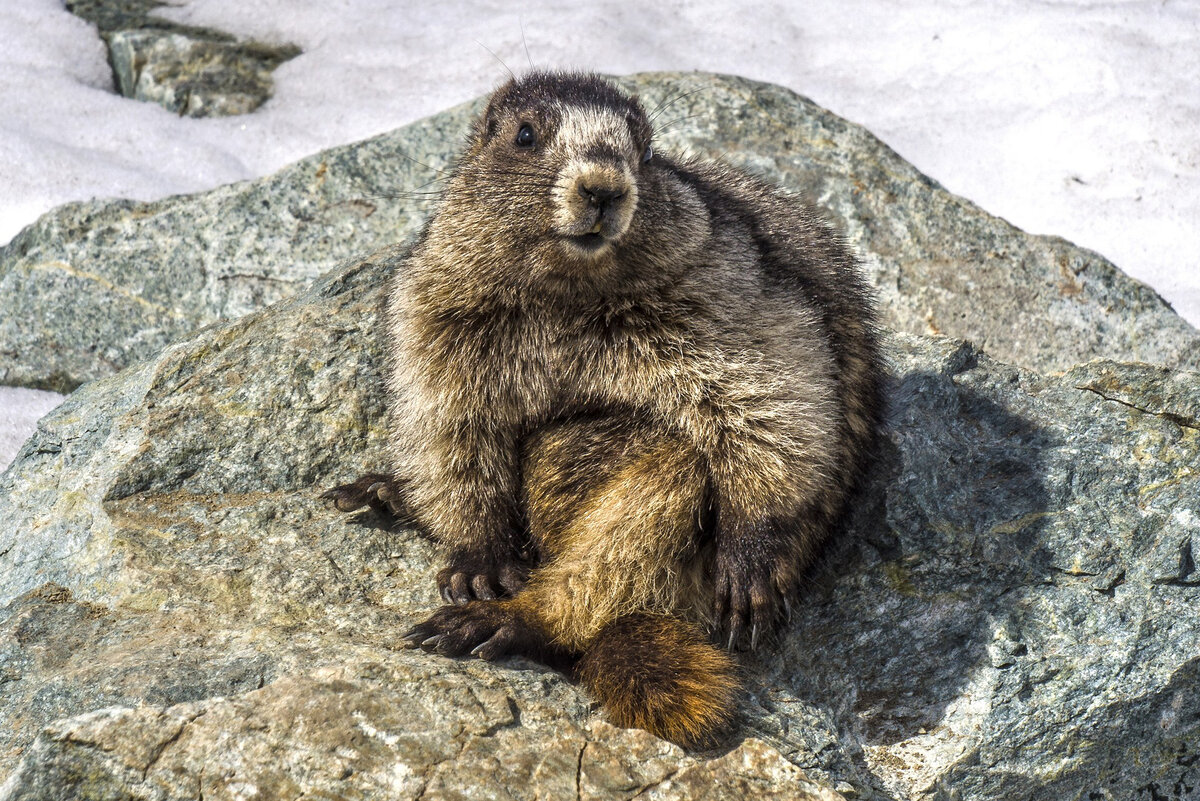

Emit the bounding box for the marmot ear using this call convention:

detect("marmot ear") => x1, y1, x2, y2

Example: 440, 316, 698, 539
626, 108, 653, 147
477, 105, 501, 143
478, 78, 517, 142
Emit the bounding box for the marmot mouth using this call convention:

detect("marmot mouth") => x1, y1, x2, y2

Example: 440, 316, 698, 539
568, 232, 607, 251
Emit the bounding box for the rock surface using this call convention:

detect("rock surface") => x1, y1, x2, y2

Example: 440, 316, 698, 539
2, 72, 1196, 392
65, 0, 298, 119
2, 243, 1198, 799
107, 30, 298, 117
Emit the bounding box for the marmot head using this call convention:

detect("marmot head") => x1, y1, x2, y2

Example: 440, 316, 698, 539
456, 71, 655, 267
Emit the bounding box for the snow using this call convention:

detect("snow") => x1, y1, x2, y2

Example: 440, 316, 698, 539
2, 0, 1198, 469
0, 388, 62, 469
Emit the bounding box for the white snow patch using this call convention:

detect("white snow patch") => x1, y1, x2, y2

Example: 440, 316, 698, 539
0, 387, 63, 471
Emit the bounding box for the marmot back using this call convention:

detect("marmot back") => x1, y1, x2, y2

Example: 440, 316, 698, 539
326, 70, 884, 747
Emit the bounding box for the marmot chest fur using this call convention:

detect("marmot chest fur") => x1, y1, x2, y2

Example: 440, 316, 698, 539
327, 70, 884, 747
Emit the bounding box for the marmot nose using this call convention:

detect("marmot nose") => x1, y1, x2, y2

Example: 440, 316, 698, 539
578, 184, 625, 210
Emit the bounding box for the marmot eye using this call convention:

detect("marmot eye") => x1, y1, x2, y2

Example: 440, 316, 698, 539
642, 144, 653, 164
516, 124, 537, 148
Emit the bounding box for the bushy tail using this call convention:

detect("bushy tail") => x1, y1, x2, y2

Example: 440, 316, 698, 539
574, 613, 739, 748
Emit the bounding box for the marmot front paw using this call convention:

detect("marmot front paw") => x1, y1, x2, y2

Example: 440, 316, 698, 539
402, 602, 539, 661
713, 546, 786, 652
437, 548, 529, 604
322, 473, 415, 523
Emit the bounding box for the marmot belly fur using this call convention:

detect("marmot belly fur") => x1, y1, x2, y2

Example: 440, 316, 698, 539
326, 71, 883, 747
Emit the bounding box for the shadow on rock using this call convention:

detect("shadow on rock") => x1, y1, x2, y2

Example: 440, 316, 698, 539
743, 339, 1056, 794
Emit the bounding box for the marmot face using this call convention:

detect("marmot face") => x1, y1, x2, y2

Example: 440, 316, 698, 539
455, 72, 655, 274
550, 112, 640, 255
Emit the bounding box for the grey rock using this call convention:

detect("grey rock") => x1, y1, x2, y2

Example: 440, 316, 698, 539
2, 246, 1198, 799
107, 30, 298, 118
0, 119, 452, 393
0, 676, 843, 801
65, 0, 215, 36
2, 72, 1195, 391
65, 0, 299, 119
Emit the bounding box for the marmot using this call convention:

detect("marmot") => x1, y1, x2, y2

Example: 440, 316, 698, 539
326, 71, 883, 747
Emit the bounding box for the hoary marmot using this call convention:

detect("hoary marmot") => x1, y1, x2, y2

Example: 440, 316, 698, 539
326, 70, 883, 748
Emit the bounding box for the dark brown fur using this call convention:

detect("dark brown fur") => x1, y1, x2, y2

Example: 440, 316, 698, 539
326, 71, 884, 747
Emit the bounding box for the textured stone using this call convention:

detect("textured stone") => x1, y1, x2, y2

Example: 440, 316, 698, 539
1, 247, 1198, 799
0, 668, 844, 801
107, 30, 298, 117
2, 72, 1194, 391
0, 117, 452, 393
65, 0, 199, 35
65, 0, 299, 119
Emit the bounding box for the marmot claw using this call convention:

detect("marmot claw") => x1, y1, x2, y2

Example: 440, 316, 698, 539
321, 473, 414, 521
402, 602, 534, 661
436, 551, 528, 605
713, 554, 782, 652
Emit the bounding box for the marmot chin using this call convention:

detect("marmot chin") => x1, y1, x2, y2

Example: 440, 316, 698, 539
327, 70, 883, 748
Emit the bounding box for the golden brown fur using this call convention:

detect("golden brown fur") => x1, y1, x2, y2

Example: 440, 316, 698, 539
326, 71, 883, 747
